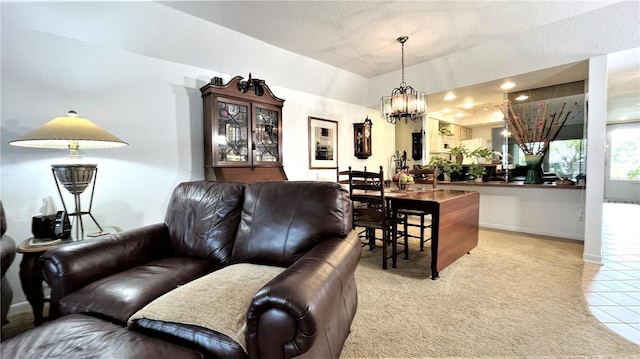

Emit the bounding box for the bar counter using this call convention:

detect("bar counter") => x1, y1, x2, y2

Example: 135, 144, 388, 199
435, 180, 585, 190
424, 181, 587, 240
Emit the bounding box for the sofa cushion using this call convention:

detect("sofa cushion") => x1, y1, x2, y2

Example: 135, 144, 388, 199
231, 181, 352, 266
166, 181, 245, 264
0, 314, 203, 359
129, 263, 285, 357
59, 256, 217, 324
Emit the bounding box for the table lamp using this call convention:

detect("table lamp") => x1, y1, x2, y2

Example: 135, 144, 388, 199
9, 110, 128, 239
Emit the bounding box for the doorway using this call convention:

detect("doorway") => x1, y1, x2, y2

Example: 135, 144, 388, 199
604, 122, 640, 203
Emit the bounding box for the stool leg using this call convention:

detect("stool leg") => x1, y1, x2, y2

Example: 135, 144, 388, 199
419, 214, 425, 251
403, 214, 408, 244
403, 225, 409, 259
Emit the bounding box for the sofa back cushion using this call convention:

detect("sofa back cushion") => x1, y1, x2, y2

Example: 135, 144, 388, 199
231, 181, 352, 267
165, 181, 245, 264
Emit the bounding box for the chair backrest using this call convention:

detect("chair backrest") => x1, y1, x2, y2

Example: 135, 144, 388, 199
337, 168, 350, 185
409, 167, 438, 189
337, 166, 368, 185
165, 181, 246, 264
348, 166, 386, 227
231, 181, 352, 267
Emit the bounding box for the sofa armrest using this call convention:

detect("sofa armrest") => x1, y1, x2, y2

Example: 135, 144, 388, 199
1, 235, 16, 277
41, 223, 171, 315
246, 230, 361, 358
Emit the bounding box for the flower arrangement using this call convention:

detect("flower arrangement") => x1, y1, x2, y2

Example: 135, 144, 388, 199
501, 97, 583, 156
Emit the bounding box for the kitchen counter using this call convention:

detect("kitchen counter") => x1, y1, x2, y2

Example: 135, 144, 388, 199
436, 180, 585, 190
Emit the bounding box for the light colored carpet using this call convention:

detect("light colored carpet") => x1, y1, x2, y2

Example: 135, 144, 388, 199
341, 228, 639, 358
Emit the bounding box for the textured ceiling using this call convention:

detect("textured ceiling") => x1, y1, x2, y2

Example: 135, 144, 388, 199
160, 1, 618, 78
160, 1, 639, 124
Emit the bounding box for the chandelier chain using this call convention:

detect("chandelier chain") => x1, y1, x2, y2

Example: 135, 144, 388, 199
397, 36, 408, 86
401, 39, 405, 85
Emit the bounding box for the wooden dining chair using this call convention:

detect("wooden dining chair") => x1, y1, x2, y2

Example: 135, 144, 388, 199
337, 167, 367, 185
398, 167, 438, 254
336, 168, 349, 185
349, 166, 401, 269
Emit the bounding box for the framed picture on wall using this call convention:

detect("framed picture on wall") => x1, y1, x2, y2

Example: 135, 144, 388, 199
308, 117, 338, 169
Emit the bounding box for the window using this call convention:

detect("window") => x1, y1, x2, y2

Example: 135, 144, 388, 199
548, 139, 587, 179
610, 126, 640, 181
510, 139, 587, 179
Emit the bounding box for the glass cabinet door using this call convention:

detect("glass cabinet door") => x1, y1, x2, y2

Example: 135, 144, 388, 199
253, 106, 280, 163
217, 100, 249, 163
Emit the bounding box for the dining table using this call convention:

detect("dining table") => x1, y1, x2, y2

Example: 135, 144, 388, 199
385, 188, 480, 279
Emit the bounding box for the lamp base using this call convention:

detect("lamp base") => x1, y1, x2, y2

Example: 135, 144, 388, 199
51, 164, 106, 240
52, 164, 97, 194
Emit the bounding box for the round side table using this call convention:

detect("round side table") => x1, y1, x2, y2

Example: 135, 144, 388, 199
17, 239, 65, 325
16, 226, 121, 325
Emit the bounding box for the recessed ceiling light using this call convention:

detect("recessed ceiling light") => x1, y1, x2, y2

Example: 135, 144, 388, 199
620, 116, 629, 121
442, 108, 450, 113
501, 82, 515, 90
456, 112, 463, 118
515, 95, 529, 101
444, 93, 456, 101
462, 102, 473, 109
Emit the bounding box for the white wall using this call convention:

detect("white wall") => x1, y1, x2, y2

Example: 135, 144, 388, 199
0, 2, 393, 307
275, 87, 395, 182
394, 118, 425, 169
471, 127, 497, 145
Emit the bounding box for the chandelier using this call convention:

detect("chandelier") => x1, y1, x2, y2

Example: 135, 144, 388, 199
380, 36, 426, 124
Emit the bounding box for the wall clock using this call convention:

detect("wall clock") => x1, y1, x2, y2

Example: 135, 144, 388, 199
353, 117, 373, 159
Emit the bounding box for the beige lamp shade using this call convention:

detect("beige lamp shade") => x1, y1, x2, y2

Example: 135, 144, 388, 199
9, 110, 128, 152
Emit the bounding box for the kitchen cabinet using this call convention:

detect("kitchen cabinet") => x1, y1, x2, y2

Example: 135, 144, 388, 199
428, 119, 472, 154
428, 118, 441, 153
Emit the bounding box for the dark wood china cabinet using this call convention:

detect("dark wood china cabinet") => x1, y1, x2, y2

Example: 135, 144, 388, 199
200, 75, 287, 183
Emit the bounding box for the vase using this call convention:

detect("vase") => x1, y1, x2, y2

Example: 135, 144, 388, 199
524, 154, 543, 184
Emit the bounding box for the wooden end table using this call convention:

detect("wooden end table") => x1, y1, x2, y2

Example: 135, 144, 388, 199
16, 226, 121, 325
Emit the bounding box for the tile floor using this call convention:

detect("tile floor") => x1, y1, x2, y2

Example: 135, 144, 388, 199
582, 202, 640, 345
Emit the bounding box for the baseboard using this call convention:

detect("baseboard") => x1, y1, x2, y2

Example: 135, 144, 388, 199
7, 301, 31, 316
480, 222, 584, 241
604, 200, 640, 204
583, 253, 603, 265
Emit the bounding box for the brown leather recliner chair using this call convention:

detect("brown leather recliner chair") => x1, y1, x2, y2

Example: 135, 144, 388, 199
1, 201, 17, 325
19, 181, 361, 358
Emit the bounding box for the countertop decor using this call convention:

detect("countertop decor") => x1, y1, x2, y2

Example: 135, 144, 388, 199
501, 94, 584, 156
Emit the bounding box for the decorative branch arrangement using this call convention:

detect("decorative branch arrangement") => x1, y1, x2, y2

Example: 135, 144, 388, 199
501, 96, 584, 156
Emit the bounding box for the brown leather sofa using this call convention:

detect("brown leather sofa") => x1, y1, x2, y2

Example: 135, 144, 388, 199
1, 181, 361, 358
1, 201, 17, 325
